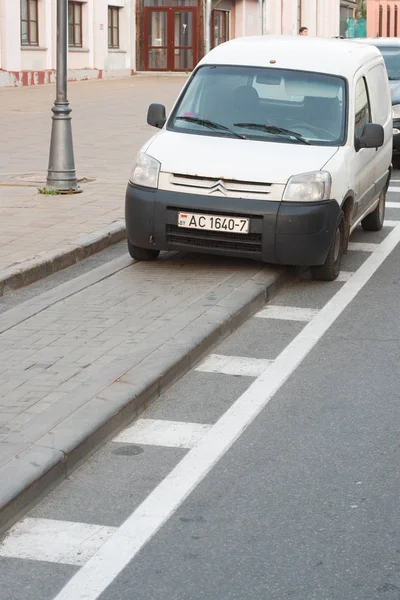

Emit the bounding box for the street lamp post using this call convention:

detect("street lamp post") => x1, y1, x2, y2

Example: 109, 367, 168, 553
46, 0, 80, 192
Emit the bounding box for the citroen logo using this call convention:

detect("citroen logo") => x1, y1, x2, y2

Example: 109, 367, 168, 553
209, 180, 227, 196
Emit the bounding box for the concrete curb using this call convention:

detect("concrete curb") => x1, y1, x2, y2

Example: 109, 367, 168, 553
0, 220, 126, 297
0, 268, 285, 534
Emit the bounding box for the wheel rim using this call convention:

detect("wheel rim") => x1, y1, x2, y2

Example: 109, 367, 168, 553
333, 227, 341, 263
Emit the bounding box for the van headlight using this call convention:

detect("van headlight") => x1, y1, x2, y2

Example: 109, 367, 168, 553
129, 153, 160, 188
283, 171, 331, 202
392, 104, 400, 119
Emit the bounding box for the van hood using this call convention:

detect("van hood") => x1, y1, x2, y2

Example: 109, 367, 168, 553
147, 131, 339, 184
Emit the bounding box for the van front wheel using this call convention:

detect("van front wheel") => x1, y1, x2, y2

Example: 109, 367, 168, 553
311, 211, 344, 282
127, 239, 160, 261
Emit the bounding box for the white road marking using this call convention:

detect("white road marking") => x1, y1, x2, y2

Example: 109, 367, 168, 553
386, 201, 400, 208
348, 242, 379, 252
0, 518, 116, 566
196, 354, 273, 377
384, 219, 400, 227
53, 224, 400, 600
256, 305, 319, 322
336, 271, 354, 282
113, 419, 212, 449
387, 186, 400, 192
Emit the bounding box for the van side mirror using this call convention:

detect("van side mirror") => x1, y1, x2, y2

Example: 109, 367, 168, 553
147, 104, 166, 129
355, 123, 384, 151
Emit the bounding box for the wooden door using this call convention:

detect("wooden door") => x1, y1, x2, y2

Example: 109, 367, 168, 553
144, 7, 197, 71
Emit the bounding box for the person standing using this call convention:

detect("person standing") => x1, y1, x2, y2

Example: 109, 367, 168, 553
299, 26, 308, 35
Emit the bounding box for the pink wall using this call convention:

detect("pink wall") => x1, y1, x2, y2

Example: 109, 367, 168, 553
367, 0, 400, 37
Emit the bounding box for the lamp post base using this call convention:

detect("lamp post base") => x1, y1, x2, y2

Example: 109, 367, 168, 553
46, 100, 80, 192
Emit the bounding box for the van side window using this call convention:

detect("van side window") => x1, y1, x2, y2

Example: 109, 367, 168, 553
355, 77, 371, 139
367, 64, 391, 124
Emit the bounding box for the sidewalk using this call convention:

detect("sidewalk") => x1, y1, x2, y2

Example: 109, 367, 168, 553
0, 75, 286, 532
0, 75, 186, 294
0, 248, 283, 532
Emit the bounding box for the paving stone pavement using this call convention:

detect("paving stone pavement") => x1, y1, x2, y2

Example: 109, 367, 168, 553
0, 241, 283, 530
0, 256, 239, 438
0, 75, 187, 278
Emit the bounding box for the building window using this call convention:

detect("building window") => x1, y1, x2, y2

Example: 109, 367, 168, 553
68, 1, 82, 47
395, 5, 398, 37
108, 6, 120, 49
21, 0, 39, 46
387, 5, 391, 37
379, 4, 383, 36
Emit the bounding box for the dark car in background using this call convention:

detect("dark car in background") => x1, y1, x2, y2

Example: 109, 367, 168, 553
353, 38, 400, 156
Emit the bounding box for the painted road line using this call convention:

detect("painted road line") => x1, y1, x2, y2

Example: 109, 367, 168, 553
386, 201, 400, 208
384, 220, 400, 227
113, 419, 212, 449
387, 186, 400, 192
256, 305, 319, 322
196, 354, 273, 377
52, 224, 400, 600
336, 271, 355, 282
0, 518, 116, 566
348, 242, 379, 252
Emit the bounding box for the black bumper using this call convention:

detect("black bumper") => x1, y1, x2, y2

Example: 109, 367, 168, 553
125, 183, 340, 267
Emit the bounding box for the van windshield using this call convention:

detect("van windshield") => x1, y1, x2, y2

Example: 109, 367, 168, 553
375, 46, 400, 80
168, 65, 346, 146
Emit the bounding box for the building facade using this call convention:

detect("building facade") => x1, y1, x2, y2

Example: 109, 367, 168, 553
0, 0, 341, 87
0, 0, 136, 87
366, 0, 400, 37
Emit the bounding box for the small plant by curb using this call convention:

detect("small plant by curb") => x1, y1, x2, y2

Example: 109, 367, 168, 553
38, 187, 61, 195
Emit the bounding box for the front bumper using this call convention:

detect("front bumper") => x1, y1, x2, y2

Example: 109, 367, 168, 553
125, 183, 340, 267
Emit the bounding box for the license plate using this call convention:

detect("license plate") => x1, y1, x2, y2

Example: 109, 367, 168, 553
177, 212, 250, 234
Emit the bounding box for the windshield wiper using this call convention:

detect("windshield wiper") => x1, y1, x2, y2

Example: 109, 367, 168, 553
388, 77, 400, 81
175, 116, 247, 139
234, 122, 311, 145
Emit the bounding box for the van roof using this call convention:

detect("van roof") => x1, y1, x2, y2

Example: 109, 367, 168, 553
200, 35, 382, 78
351, 37, 400, 47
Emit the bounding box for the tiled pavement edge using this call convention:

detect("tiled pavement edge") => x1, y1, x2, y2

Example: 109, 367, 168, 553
0, 174, 128, 297
0, 209, 126, 297
0, 262, 285, 534
0, 76, 186, 295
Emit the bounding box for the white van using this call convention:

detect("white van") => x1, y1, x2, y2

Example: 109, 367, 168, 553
125, 35, 392, 280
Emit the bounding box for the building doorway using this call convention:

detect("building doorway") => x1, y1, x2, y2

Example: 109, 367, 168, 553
211, 9, 230, 47
144, 5, 198, 71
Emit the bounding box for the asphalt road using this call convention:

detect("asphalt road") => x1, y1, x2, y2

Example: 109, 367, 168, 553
0, 176, 400, 600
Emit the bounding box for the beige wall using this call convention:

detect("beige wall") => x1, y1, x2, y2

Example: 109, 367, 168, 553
262, 0, 340, 37
234, 0, 260, 36
232, 0, 340, 39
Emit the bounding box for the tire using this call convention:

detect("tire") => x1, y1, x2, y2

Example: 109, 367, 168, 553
311, 211, 345, 282
361, 188, 386, 232
127, 239, 159, 261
